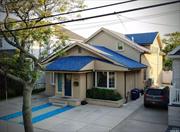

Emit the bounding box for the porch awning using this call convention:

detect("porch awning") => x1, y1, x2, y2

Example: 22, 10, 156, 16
46, 56, 107, 71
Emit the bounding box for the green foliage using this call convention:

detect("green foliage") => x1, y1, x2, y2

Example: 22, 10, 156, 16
86, 88, 122, 101
0, 0, 85, 83
162, 32, 180, 70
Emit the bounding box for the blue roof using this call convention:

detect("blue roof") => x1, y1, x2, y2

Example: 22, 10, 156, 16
125, 32, 158, 46
46, 56, 105, 71
93, 45, 147, 69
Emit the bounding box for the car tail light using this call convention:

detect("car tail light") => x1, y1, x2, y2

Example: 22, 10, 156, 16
160, 96, 165, 100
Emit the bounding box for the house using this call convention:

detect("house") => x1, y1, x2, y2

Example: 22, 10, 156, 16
0, 26, 85, 58
125, 32, 164, 86
44, 41, 147, 105
84, 28, 163, 86
168, 46, 180, 128
43, 27, 164, 106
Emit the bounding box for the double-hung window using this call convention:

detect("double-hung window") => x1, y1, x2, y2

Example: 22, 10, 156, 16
95, 72, 115, 89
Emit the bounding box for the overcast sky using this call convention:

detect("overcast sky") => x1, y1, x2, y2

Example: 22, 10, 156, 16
65, 0, 180, 38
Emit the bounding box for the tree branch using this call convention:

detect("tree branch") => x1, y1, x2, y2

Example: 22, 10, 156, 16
0, 69, 25, 84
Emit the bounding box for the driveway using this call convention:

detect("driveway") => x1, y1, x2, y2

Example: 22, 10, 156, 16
111, 105, 168, 132
0, 94, 143, 132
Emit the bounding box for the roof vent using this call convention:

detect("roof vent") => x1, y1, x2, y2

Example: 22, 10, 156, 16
131, 36, 134, 42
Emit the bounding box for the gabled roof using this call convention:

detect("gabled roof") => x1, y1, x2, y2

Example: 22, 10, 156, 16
125, 32, 158, 46
56, 26, 85, 41
92, 45, 147, 69
46, 56, 107, 71
84, 27, 150, 53
168, 46, 180, 58
44, 42, 146, 70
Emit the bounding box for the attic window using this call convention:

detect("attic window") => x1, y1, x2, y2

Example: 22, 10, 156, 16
78, 47, 82, 53
117, 42, 124, 51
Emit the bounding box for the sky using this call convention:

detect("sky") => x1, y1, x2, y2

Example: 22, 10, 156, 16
65, 0, 180, 38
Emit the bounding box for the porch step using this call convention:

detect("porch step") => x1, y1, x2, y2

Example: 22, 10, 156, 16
52, 102, 67, 107
48, 96, 81, 106
48, 96, 68, 107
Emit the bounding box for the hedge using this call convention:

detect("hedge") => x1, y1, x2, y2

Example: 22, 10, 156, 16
86, 88, 122, 101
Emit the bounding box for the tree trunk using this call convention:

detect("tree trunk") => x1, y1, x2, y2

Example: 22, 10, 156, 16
22, 83, 34, 132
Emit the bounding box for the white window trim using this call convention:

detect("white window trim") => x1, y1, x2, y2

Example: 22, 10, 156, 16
51, 72, 55, 85
95, 71, 116, 89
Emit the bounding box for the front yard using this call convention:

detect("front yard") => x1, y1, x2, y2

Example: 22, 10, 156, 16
0, 94, 143, 132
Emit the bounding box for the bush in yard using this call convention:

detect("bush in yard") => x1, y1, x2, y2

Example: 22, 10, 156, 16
86, 88, 122, 101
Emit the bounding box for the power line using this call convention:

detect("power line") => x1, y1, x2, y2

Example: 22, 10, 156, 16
1, 0, 180, 32
0, 0, 137, 24
66, 10, 180, 27
119, 15, 179, 27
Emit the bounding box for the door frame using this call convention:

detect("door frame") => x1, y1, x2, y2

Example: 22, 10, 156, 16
56, 74, 63, 94
64, 73, 73, 97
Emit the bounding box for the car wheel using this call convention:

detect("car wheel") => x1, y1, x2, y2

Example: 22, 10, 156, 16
144, 103, 149, 107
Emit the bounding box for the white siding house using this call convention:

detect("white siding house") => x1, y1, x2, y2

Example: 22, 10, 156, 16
168, 46, 180, 128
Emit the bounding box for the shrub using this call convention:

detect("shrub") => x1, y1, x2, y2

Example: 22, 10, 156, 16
86, 88, 122, 101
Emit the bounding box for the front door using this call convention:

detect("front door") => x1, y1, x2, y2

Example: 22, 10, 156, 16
58, 74, 63, 93
64, 74, 72, 96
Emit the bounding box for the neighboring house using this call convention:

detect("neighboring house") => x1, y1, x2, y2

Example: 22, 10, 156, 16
0, 37, 16, 54
125, 32, 164, 86
168, 46, 180, 128
43, 42, 147, 104
0, 26, 85, 58
84, 27, 163, 86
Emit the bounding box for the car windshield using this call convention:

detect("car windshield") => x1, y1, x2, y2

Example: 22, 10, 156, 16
147, 89, 163, 95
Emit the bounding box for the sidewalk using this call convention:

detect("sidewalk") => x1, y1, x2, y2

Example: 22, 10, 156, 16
0, 95, 143, 132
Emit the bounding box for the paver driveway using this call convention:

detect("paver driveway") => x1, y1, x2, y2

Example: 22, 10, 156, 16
0, 94, 143, 132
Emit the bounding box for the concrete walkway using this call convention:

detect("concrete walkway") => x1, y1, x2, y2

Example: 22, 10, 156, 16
111, 105, 168, 132
0, 95, 143, 132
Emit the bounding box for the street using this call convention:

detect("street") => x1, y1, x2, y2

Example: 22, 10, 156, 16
111, 105, 168, 132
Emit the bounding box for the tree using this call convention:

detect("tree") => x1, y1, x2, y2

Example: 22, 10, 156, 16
162, 32, 180, 70
0, 1, 85, 132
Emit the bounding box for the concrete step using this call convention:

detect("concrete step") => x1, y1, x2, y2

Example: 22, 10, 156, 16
52, 102, 67, 107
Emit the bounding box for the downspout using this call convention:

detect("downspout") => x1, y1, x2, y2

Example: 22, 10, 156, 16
140, 52, 143, 63
86, 73, 88, 97
124, 71, 127, 103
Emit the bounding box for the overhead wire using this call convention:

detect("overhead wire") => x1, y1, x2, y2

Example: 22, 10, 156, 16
1, 0, 180, 32
0, 0, 137, 24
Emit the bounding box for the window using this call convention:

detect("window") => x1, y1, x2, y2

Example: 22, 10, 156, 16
95, 72, 115, 88
117, 42, 124, 51
109, 72, 115, 88
51, 72, 55, 85
78, 47, 82, 53
0, 38, 2, 48
97, 72, 107, 87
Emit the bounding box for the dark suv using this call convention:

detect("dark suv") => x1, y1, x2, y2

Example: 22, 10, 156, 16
144, 87, 169, 108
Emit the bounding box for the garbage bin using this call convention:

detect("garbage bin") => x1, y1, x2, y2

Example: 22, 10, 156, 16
131, 88, 140, 100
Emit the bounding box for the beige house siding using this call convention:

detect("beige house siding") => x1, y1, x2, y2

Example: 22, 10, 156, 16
116, 72, 125, 98
141, 38, 163, 86
79, 73, 87, 100
94, 61, 128, 71
72, 74, 80, 98
86, 31, 141, 61
87, 72, 93, 90
45, 72, 55, 96
66, 46, 97, 57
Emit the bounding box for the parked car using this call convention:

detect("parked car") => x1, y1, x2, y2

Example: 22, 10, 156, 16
144, 87, 169, 108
